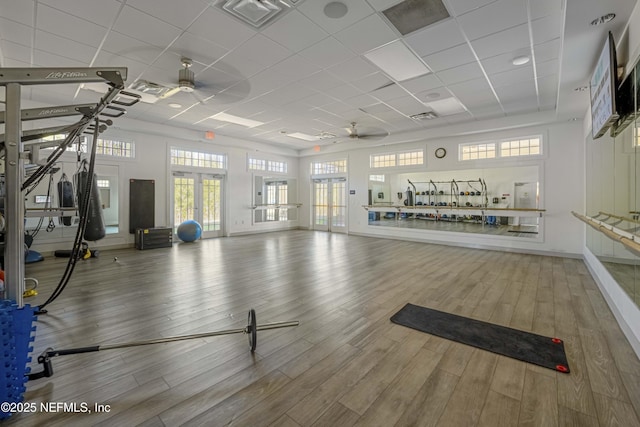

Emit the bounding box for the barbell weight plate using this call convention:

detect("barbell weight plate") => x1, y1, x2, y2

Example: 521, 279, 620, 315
248, 308, 257, 352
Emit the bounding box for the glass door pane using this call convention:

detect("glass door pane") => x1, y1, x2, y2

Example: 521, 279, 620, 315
202, 177, 222, 237
331, 180, 347, 232
173, 175, 195, 231
313, 180, 329, 231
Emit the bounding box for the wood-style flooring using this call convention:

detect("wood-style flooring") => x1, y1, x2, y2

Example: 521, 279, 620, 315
5, 230, 640, 426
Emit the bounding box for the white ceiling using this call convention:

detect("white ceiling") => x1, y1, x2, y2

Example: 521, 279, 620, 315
0, 0, 637, 152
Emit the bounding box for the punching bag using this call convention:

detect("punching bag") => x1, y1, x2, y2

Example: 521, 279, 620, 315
75, 169, 106, 241
57, 174, 74, 226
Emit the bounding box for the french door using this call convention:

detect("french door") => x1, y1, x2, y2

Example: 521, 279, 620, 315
312, 178, 347, 232
172, 172, 223, 238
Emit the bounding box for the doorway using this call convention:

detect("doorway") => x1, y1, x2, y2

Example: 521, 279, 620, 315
513, 181, 539, 227
312, 178, 347, 232
172, 172, 223, 238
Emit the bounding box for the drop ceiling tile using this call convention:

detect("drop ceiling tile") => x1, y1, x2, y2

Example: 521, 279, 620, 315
470, 24, 530, 59
468, 102, 503, 119
1, 40, 31, 64
297, 0, 375, 35
0, 18, 32, 47
445, 0, 494, 16
187, 8, 256, 51
447, 77, 495, 108
197, 66, 246, 92
334, 13, 398, 55
299, 37, 356, 69
303, 92, 343, 108
529, 0, 563, 20
422, 43, 476, 72
489, 66, 534, 88
153, 51, 206, 75
343, 93, 380, 109
257, 83, 319, 107
384, 96, 428, 116
359, 102, 394, 114
437, 62, 484, 85
319, 101, 359, 114
127, 0, 209, 29
370, 82, 410, 102
262, 10, 328, 53
39, 0, 122, 27
426, 97, 467, 116
35, 30, 96, 64
495, 81, 536, 103
456, 0, 527, 40
531, 14, 563, 45
399, 73, 443, 93
0, 1, 34, 27
445, 111, 474, 123
536, 58, 558, 79
34, 49, 85, 67
232, 34, 293, 69
102, 31, 164, 65
351, 72, 393, 92
298, 71, 344, 92
169, 33, 229, 67
502, 97, 538, 115
219, 49, 269, 79
324, 84, 363, 101
538, 74, 558, 105
367, 0, 404, 12
36, 4, 108, 48
266, 54, 322, 81
326, 57, 379, 82
405, 19, 466, 58
534, 39, 560, 62
113, 6, 181, 48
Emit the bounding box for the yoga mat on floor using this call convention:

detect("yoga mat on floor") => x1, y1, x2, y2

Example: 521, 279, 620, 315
390, 303, 570, 373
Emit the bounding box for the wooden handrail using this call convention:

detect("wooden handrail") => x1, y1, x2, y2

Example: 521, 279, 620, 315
597, 211, 640, 225
572, 211, 640, 258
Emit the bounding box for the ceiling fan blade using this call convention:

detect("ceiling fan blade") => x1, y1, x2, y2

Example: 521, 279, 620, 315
158, 86, 182, 99
357, 131, 389, 140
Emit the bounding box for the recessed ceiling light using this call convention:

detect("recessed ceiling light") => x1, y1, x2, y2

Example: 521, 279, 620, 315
574, 86, 588, 92
287, 132, 320, 141
365, 40, 431, 82
512, 56, 530, 66
210, 112, 264, 128
591, 13, 615, 26
168, 103, 182, 109
324, 2, 348, 19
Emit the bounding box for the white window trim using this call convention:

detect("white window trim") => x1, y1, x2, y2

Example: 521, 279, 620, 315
458, 135, 544, 162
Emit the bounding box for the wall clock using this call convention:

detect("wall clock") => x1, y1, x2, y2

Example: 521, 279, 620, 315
435, 147, 447, 159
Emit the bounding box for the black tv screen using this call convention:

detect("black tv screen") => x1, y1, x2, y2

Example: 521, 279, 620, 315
590, 32, 619, 139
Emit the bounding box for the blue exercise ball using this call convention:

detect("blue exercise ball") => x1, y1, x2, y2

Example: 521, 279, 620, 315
177, 220, 202, 242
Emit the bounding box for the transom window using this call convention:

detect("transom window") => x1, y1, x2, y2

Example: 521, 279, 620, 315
398, 150, 424, 166
370, 153, 396, 168
248, 158, 266, 171
171, 148, 226, 169
267, 160, 287, 173
500, 137, 541, 157
311, 160, 347, 174
459, 143, 496, 161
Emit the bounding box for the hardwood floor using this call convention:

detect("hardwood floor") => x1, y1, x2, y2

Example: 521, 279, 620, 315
5, 230, 640, 426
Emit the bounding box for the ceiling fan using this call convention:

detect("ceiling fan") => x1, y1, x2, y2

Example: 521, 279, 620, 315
158, 57, 209, 104
342, 122, 389, 142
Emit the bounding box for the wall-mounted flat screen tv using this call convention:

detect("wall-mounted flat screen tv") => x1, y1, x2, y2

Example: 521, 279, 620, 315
590, 32, 619, 139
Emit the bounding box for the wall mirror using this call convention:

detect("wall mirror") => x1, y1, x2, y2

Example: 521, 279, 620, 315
366, 165, 542, 239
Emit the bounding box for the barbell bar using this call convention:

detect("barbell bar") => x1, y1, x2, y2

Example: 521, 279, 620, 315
28, 309, 299, 380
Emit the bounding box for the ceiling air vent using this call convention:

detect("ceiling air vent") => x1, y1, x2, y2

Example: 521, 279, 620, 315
410, 111, 438, 120
383, 0, 450, 36
214, 0, 303, 29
